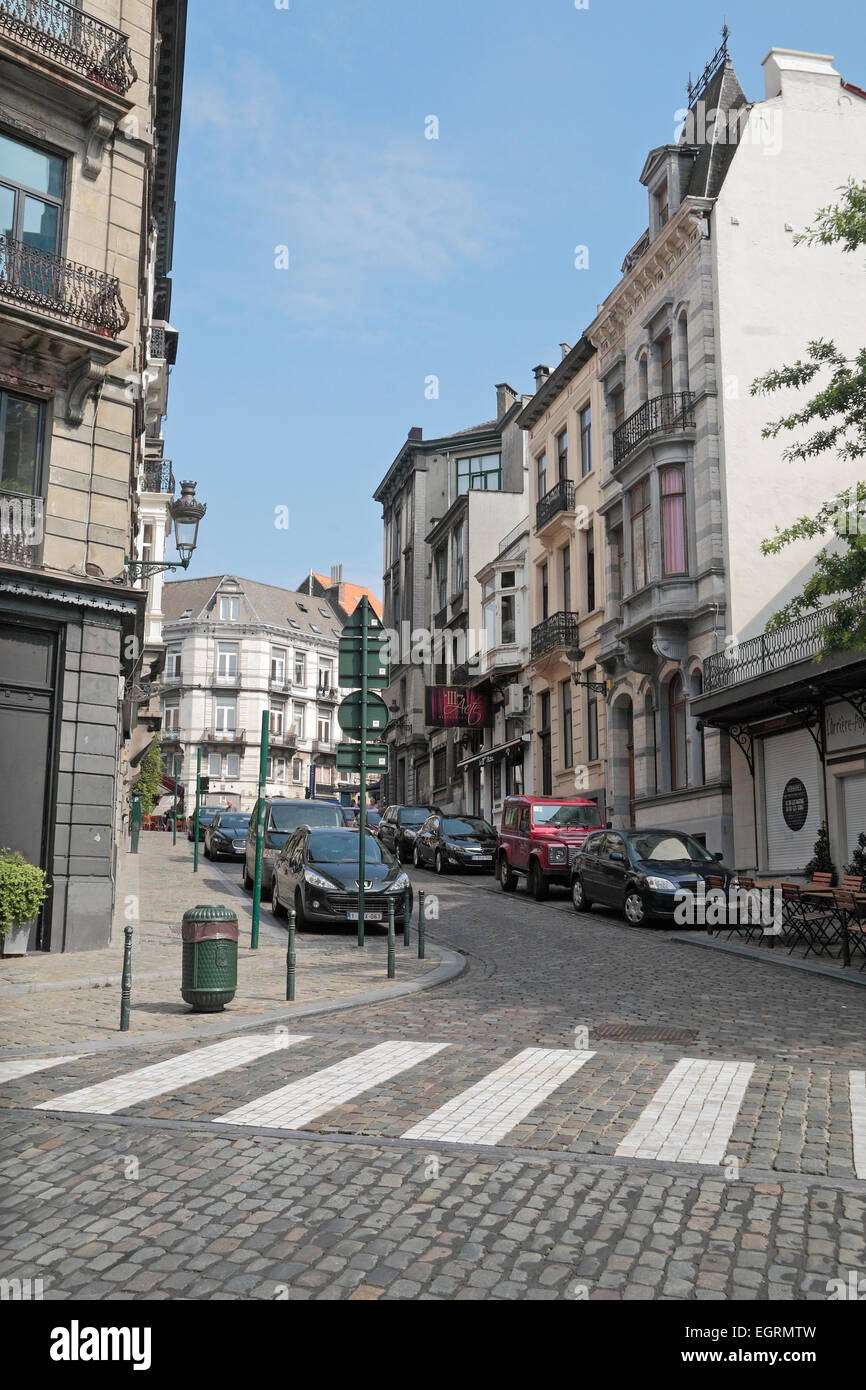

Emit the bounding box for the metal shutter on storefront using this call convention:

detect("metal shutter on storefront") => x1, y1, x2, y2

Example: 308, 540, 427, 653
762, 728, 822, 872
842, 774, 866, 864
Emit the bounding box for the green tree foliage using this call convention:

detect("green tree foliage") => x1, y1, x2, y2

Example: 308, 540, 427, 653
803, 822, 837, 886
845, 830, 866, 881
751, 180, 866, 654
132, 736, 163, 816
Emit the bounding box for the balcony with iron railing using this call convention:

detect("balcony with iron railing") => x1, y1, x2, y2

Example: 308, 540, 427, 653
268, 730, 298, 751
531, 611, 580, 661
0, 0, 137, 96
612, 392, 695, 468
201, 728, 246, 745
312, 738, 336, 756
142, 459, 174, 495
0, 235, 129, 342
535, 478, 576, 533
702, 608, 836, 696
0, 491, 43, 568
315, 683, 340, 703
210, 666, 241, 688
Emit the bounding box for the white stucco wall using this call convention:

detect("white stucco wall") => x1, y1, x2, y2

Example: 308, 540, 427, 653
712, 56, 866, 641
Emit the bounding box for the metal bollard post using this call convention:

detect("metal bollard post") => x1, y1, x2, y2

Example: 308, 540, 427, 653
417, 889, 425, 959
286, 908, 296, 1001
403, 886, 411, 947
387, 898, 395, 979
120, 923, 133, 1031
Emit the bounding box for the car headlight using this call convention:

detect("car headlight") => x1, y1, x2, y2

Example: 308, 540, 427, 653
304, 868, 334, 890
402, 828, 417, 840
547, 844, 568, 865
386, 872, 410, 892
728, 877, 739, 891
645, 875, 677, 891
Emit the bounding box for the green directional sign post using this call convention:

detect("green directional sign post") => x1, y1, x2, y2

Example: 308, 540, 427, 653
338, 598, 389, 948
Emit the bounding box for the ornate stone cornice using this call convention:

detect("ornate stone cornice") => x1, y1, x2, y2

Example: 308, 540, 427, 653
83, 106, 116, 180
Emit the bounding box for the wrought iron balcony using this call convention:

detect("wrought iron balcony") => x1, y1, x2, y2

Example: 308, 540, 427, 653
0, 235, 129, 338
312, 738, 336, 756
201, 727, 246, 744
703, 608, 836, 696
0, 0, 137, 95
0, 490, 43, 567
210, 666, 240, 687
315, 683, 339, 703
531, 611, 580, 660
613, 392, 695, 467
535, 477, 576, 532
268, 730, 297, 750
142, 459, 174, 494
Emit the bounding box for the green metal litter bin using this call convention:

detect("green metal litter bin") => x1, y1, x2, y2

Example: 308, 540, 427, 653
181, 905, 239, 1012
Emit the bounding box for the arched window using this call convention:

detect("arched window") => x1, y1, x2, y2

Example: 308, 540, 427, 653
694, 670, 706, 784
644, 692, 657, 795
669, 674, 687, 790
661, 466, 687, 576
677, 313, 690, 393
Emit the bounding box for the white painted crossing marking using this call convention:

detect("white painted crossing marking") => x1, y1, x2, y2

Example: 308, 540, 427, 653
402, 1047, 595, 1147
0, 1055, 88, 1084
850, 1071, 866, 1179
615, 1056, 754, 1165
35, 1034, 309, 1115
220, 1040, 448, 1130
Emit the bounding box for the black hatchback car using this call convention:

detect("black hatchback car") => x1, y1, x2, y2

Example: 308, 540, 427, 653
571, 828, 737, 926
413, 814, 498, 873
187, 806, 220, 841
377, 805, 437, 862
271, 826, 413, 929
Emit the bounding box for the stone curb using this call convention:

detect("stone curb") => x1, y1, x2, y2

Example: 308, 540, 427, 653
670, 931, 866, 986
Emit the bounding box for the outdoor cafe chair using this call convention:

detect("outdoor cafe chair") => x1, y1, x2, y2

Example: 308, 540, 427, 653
779, 883, 840, 959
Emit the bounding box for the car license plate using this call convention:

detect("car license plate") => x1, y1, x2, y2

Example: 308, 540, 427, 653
347, 911, 382, 921
474, 854, 492, 860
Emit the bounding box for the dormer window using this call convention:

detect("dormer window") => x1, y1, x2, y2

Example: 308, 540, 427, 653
219, 596, 239, 621
654, 181, 669, 229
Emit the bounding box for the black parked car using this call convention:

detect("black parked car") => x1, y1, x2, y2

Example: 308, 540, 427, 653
204, 811, 251, 860
243, 797, 347, 891
186, 806, 220, 841
377, 805, 438, 862
413, 814, 498, 874
271, 826, 412, 929
570, 828, 737, 926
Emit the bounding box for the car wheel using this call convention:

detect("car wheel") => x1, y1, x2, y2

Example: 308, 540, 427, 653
571, 875, 593, 913
528, 859, 548, 901
294, 888, 307, 929
499, 855, 517, 892
413, 844, 421, 868
271, 877, 286, 919
242, 861, 252, 891
435, 849, 445, 875
623, 890, 647, 926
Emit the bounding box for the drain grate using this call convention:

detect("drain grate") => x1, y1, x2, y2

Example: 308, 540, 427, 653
591, 1024, 700, 1044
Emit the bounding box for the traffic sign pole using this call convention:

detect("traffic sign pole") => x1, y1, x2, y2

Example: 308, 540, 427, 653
172, 757, 179, 845
251, 709, 269, 950
357, 602, 368, 949
193, 747, 201, 873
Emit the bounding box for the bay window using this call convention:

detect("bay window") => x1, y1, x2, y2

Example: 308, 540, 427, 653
661, 466, 687, 576
630, 479, 650, 590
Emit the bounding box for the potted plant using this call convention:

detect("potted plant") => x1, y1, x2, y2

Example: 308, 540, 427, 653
0, 850, 48, 957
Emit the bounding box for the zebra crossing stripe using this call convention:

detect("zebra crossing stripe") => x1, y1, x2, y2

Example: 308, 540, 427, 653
0, 1055, 88, 1084
615, 1057, 754, 1165
850, 1071, 866, 1179
402, 1047, 595, 1146
219, 1040, 448, 1130
35, 1033, 309, 1115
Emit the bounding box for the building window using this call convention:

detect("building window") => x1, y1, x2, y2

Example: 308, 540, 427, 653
392, 508, 402, 565
585, 526, 595, 612
586, 667, 599, 762
226, 754, 240, 778
294, 651, 306, 686
215, 697, 236, 731
392, 577, 401, 627
493, 761, 502, 802
483, 593, 496, 648
539, 562, 549, 622
561, 678, 573, 769
163, 704, 179, 733
0, 132, 64, 261
669, 674, 687, 790
217, 642, 238, 677
208, 753, 222, 778
274, 757, 286, 782
579, 406, 592, 475
610, 529, 623, 603
638, 354, 648, 404
556, 430, 568, 481
292, 757, 303, 782
269, 704, 285, 736
219, 596, 239, 621
661, 466, 687, 576
659, 331, 673, 397
317, 709, 331, 742
539, 691, 552, 796
453, 523, 464, 593
318, 764, 332, 785
271, 646, 287, 681
433, 746, 446, 788
456, 454, 502, 494
645, 693, 657, 795
165, 644, 182, 678
677, 313, 690, 393
292, 703, 305, 738
501, 592, 516, 645
630, 478, 650, 590
655, 181, 669, 229
141, 523, 154, 566
0, 388, 45, 498
318, 659, 333, 692
536, 451, 547, 500
694, 671, 706, 784
610, 387, 625, 433
435, 546, 447, 611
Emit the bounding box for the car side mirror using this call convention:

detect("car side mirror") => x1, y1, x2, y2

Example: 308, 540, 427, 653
610, 851, 624, 862
605, 821, 613, 829
714, 851, 724, 861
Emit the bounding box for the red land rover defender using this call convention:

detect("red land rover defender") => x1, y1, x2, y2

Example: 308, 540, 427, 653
497, 794, 604, 900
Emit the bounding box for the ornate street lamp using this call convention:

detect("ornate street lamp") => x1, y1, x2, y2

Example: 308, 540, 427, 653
567, 645, 612, 694
113, 480, 206, 585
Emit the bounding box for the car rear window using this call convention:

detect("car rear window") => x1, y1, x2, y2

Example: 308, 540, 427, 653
269, 802, 344, 832
398, 808, 431, 825
531, 803, 602, 828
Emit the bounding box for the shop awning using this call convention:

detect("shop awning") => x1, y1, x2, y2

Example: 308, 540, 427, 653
457, 737, 524, 771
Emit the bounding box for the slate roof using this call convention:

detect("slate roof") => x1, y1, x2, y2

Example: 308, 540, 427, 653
162, 576, 344, 641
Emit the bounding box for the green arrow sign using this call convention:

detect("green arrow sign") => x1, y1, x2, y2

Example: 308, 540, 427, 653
336, 743, 389, 773
338, 690, 389, 741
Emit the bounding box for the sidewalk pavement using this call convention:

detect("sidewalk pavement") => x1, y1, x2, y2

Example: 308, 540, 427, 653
0, 833, 455, 1053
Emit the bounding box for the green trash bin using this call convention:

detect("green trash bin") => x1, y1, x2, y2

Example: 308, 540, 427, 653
181, 905, 238, 1012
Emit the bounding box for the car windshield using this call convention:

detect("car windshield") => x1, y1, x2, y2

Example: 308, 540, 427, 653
630, 832, 715, 863
532, 803, 601, 828
443, 817, 495, 837
366, 811, 382, 825
308, 831, 384, 864
199, 809, 218, 821
269, 803, 343, 832
399, 808, 432, 825
216, 815, 249, 831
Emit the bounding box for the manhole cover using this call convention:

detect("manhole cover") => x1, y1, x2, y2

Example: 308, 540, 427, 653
592, 1024, 700, 1044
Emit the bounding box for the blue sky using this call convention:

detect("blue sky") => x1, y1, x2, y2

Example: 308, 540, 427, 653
166, 0, 864, 598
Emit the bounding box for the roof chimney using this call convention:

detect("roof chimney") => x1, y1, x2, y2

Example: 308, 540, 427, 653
533, 364, 551, 391
408, 426, 422, 442
495, 382, 518, 418
762, 48, 840, 100
559, 343, 571, 360
330, 564, 343, 587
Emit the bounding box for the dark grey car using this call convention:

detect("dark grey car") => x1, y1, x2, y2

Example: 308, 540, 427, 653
243, 798, 345, 891
271, 826, 413, 929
